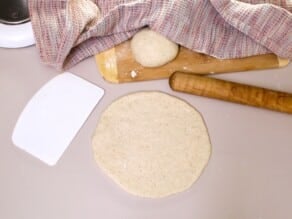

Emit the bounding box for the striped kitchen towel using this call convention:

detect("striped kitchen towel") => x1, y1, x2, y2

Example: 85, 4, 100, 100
28, 0, 292, 70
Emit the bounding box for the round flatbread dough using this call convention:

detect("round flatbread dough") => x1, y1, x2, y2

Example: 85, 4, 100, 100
130, 29, 179, 67
92, 92, 211, 198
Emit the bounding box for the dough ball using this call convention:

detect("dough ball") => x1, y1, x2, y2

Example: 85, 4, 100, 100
130, 29, 179, 67
92, 92, 211, 198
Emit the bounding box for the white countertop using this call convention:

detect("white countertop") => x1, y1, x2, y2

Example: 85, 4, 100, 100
1, 45, 292, 219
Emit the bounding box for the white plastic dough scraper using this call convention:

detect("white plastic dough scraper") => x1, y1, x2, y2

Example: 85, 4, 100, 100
12, 72, 104, 166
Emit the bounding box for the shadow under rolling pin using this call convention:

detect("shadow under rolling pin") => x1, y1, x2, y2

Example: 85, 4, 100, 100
169, 72, 292, 114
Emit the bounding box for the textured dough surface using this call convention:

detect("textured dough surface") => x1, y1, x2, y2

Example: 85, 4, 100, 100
130, 29, 179, 67
92, 92, 211, 198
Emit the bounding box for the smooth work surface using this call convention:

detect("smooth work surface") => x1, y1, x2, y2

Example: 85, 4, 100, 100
1, 46, 292, 219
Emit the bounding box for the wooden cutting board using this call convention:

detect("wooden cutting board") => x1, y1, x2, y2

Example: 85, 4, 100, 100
95, 41, 289, 83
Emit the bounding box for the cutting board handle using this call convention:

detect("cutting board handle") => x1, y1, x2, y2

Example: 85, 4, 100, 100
169, 72, 292, 114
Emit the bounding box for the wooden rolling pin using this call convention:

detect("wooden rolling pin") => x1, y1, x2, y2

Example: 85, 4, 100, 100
96, 41, 290, 83
169, 72, 292, 114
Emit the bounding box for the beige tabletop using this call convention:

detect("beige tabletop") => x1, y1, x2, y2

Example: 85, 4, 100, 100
1, 46, 292, 219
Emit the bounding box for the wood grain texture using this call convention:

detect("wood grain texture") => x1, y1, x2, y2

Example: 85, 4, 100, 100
169, 72, 292, 114
95, 41, 289, 83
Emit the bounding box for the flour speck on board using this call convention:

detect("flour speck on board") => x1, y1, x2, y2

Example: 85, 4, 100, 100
130, 70, 138, 78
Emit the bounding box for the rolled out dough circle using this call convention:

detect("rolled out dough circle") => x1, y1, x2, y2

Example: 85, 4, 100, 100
130, 29, 179, 67
92, 92, 211, 198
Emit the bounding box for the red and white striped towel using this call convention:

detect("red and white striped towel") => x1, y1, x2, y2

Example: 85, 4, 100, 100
28, 0, 292, 70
